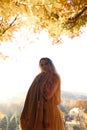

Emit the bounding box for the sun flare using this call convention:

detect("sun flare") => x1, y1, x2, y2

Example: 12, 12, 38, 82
0, 27, 87, 102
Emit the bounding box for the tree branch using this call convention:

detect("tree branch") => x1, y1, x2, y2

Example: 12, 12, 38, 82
68, 5, 87, 21
65, 5, 87, 29
2, 15, 18, 34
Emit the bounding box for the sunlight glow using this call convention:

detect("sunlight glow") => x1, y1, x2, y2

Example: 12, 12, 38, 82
0, 26, 87, 102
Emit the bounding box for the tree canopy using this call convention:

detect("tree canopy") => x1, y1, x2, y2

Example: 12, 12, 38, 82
0, 0, 87, 43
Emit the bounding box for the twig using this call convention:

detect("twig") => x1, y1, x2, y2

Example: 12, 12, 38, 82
68, 5, 87, 21
2, 15, 18, 34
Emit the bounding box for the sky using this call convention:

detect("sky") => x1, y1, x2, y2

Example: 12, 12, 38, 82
0, 27, 87, 103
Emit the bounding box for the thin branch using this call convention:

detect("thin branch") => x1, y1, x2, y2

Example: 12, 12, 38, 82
65, 5, 87, 29
2, 15, 18, 34
68, 5, 87, 21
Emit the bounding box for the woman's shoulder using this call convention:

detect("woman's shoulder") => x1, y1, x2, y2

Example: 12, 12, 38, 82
52, 73, 61, 83
36, 72, 46, 77
34, 72, 46, 80
53, 72, 60, 78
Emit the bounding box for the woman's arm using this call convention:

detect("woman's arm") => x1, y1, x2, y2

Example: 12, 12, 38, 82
43, 76, 60, 100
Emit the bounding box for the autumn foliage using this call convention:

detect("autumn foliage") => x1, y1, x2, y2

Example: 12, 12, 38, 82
0, 0, 87, 42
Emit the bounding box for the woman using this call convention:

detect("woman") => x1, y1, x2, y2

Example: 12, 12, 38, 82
20, 57, 64, 130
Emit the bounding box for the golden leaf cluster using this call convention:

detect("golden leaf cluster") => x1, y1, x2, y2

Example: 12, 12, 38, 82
0, 0, 87, 42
